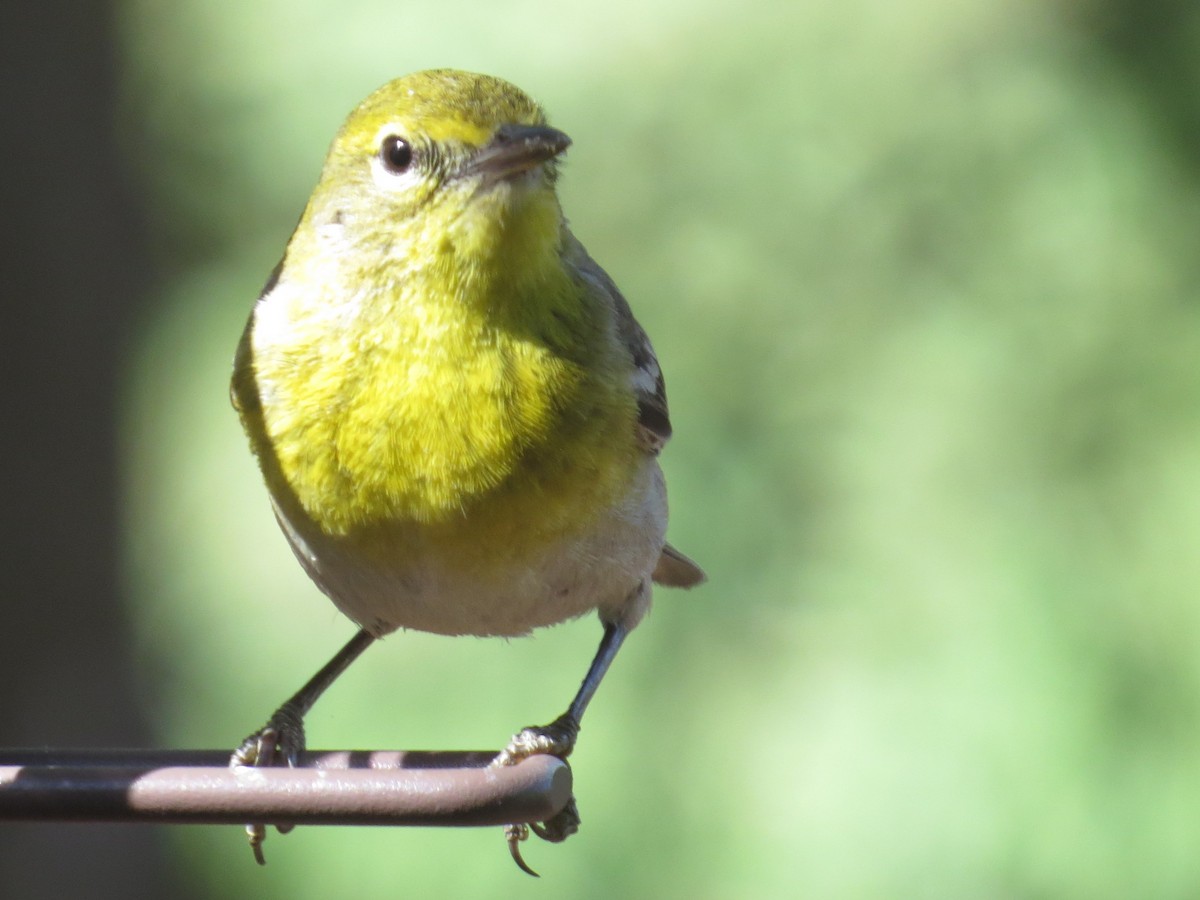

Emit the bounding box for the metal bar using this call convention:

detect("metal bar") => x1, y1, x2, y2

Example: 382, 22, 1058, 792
0, 749, 571, 827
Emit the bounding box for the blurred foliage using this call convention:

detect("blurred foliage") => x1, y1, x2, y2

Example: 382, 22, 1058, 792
118, 0, 1200, 896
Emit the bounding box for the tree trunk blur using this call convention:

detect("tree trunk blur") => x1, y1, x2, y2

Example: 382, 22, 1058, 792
0, 2, 193, 896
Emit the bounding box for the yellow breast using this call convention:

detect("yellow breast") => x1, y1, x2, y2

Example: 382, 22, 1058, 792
236, 248, 637, 571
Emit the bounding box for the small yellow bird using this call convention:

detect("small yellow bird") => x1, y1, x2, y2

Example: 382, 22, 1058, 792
230, 68, 704, 872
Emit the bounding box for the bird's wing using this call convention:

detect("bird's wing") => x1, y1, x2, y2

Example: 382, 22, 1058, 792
569, 241, 672, 455
567, 238, 706, 589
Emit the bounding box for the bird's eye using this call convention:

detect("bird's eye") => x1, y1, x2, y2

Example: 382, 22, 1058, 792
380, 135, 413, 173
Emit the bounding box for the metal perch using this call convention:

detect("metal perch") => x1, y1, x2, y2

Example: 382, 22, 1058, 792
0, 749, 571, 827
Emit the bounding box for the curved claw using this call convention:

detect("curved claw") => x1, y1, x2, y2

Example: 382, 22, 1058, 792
247, 824, 267, 866
502, 794, 579, 874
505, 823, 540, 877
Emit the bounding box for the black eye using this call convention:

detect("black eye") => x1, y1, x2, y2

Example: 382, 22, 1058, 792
380, 135, 413, 173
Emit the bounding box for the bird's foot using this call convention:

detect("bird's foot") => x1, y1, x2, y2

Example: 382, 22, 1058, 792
229, 701, 307, 865
493, 711, 579, 767
493, 712, 581, 875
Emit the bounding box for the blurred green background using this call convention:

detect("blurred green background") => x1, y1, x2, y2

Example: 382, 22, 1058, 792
4, 0, 1200, 897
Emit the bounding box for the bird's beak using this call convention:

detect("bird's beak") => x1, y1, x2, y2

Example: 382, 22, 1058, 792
461, 124, 571, 183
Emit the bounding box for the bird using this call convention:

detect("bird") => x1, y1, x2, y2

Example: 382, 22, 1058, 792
228, 68, 704, 873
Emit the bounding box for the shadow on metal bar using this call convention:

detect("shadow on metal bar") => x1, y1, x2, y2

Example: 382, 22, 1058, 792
0, 749, 571, 827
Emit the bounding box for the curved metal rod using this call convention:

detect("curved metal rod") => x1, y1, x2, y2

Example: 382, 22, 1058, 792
0, 749, 571, 827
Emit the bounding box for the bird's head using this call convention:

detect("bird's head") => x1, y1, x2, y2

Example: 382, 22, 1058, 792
297, 69, 572, 274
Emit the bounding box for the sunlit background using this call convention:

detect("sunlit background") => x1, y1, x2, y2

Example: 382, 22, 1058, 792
4, 0, 1200, 897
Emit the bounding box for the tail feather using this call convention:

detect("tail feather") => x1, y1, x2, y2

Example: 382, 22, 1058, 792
652, 543, 706, 588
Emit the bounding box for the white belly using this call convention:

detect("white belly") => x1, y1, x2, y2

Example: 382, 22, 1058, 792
272, 458, 668, 637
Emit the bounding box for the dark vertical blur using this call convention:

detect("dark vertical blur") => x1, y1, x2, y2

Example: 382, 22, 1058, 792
1091, 0, 1200, 168
0, 2, 191, 896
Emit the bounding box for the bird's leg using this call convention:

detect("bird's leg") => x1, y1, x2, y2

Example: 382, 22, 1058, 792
494, 620, 627, 766
233, 628, 376, 768
494, 617, 631, 875
230, 628, 376, 864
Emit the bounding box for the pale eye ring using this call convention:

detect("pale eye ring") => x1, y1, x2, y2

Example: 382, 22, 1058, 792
380, 135, 413, 173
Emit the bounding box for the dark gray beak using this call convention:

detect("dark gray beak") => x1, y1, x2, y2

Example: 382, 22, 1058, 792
461, 124, 571, 182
